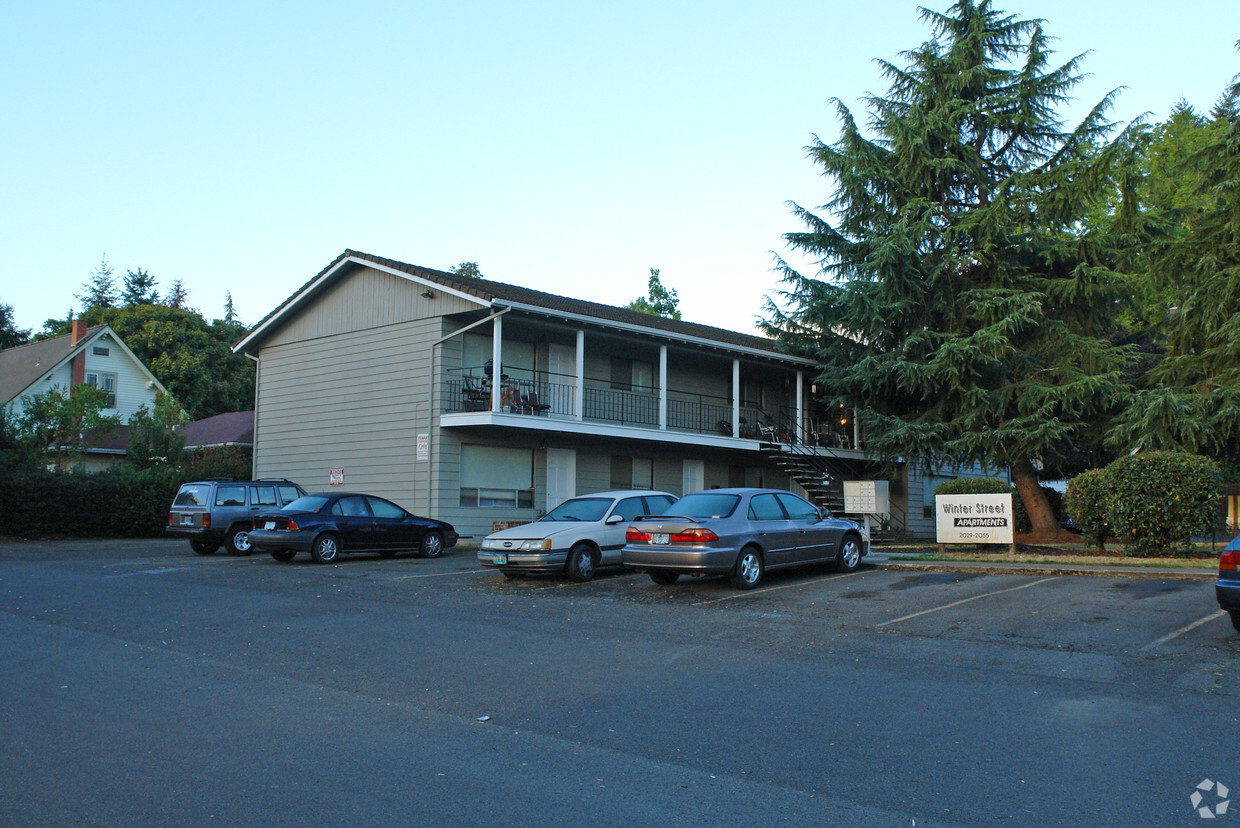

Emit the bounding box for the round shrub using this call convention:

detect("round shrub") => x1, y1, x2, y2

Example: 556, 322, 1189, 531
1064, 468, 1111, 550
933, 477, 1028, 534
1101, 451, 1221, 556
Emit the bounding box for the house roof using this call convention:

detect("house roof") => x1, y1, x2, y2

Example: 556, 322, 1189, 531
181, 410, 254, 449
236, 250, 810, 364
0, 325, 109, 405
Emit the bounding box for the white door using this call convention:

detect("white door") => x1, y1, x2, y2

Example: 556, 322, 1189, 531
682, 459, 704, 495
546, 448, 576, 511
548, 343, 576, 416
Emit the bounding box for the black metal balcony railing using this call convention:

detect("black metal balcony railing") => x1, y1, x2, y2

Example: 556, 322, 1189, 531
442, 368, 864, 446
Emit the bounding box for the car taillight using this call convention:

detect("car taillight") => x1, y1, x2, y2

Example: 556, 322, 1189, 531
201, 514, 211, 529
626, 527, 651, 542
1221, 550, 1239, 572
167, 513, 174, 526
671, 528, 719, 543
286, 519, 299, 531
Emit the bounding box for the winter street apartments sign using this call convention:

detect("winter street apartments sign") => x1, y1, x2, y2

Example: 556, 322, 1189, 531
935, 493, 1015, 549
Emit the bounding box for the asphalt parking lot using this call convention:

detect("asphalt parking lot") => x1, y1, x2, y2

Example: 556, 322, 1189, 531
2, 539, 1237, 827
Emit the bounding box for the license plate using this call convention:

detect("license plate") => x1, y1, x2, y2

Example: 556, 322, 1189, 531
265, 521, 276, 530
652, 533, 670, 545
181, 515, 194, 526
492, 553, 508, 565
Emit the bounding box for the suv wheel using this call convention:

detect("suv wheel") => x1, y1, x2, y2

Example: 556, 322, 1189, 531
190, 539, 219, 556
226, 526, 254, 556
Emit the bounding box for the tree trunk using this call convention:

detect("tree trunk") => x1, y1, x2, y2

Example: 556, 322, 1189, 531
1010, 455, 1076, 544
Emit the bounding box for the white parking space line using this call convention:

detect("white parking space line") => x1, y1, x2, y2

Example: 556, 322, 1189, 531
692, 570, 870, 605
391, 568, 492, 581
1140, 610, 1228, 651
876, 576, 1059, 626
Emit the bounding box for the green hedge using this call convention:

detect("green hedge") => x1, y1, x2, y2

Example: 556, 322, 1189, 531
0, 447, 252, 540
1063, 468, 1111, 550
1101, 451, 1221, 556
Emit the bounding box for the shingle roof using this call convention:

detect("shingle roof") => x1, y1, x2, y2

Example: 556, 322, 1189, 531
241, 250, 799, 360
0, 326, 106, 405
181, 410, 254, 448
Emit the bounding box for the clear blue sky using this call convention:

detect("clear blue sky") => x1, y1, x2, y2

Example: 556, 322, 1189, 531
3, 1, 1236, 336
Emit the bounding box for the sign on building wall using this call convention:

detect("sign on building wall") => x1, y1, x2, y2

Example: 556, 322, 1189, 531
417, 434, 430, 462
935, 493, 1014, 545
329, 468, 345, 486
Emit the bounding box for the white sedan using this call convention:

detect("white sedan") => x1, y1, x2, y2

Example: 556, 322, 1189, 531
479, 490, 677, 582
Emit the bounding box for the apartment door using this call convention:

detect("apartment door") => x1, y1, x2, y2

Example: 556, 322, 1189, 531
682, 459, 704, 496
546, 448, 576, 511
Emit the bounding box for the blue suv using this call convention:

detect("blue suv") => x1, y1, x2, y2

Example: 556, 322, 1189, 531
166, 480, 306, 555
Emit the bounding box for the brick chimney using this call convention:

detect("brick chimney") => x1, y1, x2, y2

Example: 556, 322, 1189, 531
70, 318, 87, 387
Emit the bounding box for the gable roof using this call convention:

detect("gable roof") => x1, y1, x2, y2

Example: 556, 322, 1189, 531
180, 410, 254, 449
0, 325, 167, 406
236, 250, 810, 364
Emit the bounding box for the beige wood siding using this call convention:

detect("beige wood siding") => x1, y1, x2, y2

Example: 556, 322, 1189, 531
264, 266, 483, 348
253, 318, 441, 508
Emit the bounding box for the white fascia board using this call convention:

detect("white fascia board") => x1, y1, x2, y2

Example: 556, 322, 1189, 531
494, 300, 818, 368
94, 327, 168, 396
441, 410, 769, 451
235, 256, 490, 354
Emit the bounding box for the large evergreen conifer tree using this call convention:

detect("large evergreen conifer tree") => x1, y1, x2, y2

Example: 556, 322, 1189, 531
765, 1, 1138, 540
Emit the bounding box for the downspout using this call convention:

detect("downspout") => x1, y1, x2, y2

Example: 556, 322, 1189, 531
245, 352, 260, 479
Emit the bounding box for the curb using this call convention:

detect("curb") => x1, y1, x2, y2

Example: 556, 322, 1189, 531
869, 554, 1217, 581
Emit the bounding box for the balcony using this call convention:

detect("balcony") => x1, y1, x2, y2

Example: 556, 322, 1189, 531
443, 368, 862, 451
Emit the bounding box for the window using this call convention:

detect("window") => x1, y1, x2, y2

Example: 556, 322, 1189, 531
611, 455, 653, 490
775, 492, 819, 520
92, 346, 110, 356
612, 497, 648, 522
173, 484, 211, 507
84, 371, 117, 408
332, 496, 370, 517
748, 494, 785, 521
278, 486, 302, 504
643, 495, 676, 515
460, 445, 535, 508
367, 497, 405, 518
215, 486, 246, 507
252, 486, 277, 507
611, 357, 653, 391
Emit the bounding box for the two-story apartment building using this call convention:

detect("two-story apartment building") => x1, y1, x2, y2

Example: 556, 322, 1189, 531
236, 250, 990, 539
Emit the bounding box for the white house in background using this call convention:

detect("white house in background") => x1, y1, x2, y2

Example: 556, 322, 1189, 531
234, 250, 1000, 540
0, 320, 167, 469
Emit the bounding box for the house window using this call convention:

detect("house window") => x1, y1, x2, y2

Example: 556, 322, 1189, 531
611, 455, 653, 490
611, 358, 654, 392
460, 445, 534, 508
92, 346, 110, 356
84, 371, 117, 408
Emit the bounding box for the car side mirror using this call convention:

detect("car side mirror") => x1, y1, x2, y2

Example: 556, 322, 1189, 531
605, 514, 625, 525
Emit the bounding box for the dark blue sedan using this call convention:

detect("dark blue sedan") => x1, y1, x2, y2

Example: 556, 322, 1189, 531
249, 493, 458, 564
1217, 534, 1240, 632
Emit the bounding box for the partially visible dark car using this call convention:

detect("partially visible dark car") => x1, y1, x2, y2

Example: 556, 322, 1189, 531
622, 488, 868, 589
166, 479, 306, 555
249, 492, 458, 564
1216, 534, 1240, 632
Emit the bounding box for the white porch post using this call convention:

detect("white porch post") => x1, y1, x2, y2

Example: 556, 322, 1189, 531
490, 315, 503, 413
732, 359, 741, 439
796, 371, 804, 441
853, 406, 860, 449
658, 345, 668, 430
575, 329, 585, 422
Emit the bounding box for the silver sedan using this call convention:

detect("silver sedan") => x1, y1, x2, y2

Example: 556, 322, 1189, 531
621, 488, 868, 589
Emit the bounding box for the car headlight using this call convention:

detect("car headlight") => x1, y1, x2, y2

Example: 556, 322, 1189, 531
519, 539, 553, 552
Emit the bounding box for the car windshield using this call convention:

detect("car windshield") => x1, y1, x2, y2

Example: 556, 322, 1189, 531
661, 492, 740, 519
540, 497, 613, 522
172, 484, 212, 508
282, 495, 330, 513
